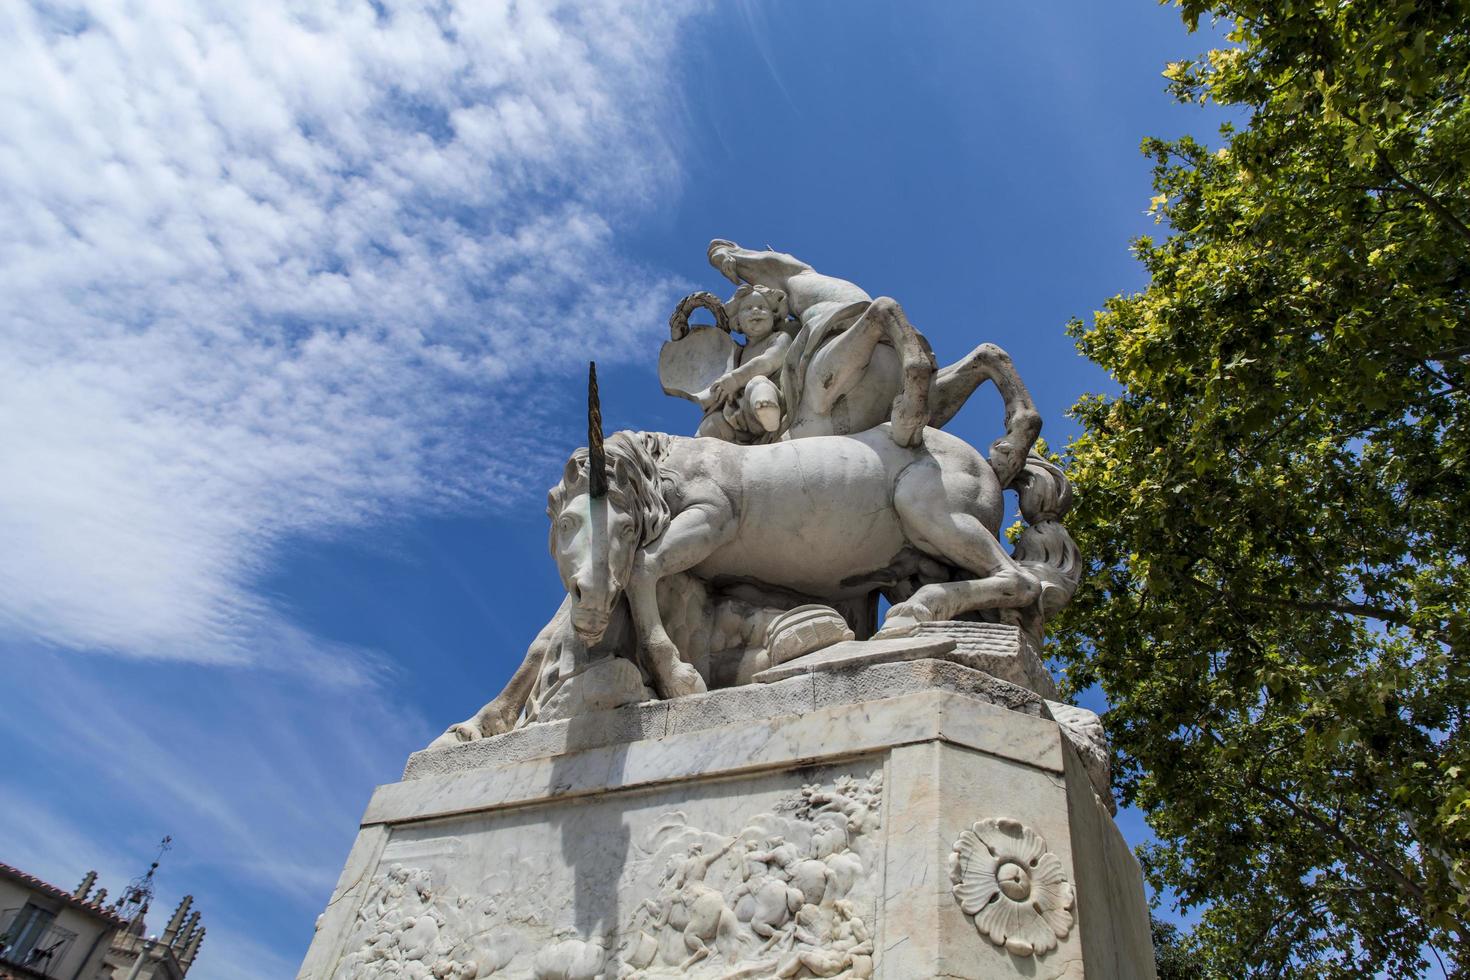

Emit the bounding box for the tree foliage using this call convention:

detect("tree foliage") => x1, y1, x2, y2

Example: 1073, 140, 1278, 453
1055, 1, 1470, 975
1153, 916, 1211, 980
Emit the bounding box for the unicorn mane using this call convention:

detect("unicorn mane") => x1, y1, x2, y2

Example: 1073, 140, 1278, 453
547, 431, 674, 547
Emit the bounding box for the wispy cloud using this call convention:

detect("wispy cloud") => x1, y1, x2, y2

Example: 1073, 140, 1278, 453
0, 645, 436, 977
0, 0, 695, 667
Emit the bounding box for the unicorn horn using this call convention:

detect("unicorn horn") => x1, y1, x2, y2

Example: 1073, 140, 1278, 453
588, 362, 608, 498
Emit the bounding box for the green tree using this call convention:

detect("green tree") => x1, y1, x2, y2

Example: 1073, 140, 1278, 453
1153, 916, 1210, 980
1055, 1, 1470, 975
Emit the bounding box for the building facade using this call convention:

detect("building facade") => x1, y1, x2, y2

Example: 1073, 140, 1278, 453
0, 864, 125, 980
0, 864, 202, 980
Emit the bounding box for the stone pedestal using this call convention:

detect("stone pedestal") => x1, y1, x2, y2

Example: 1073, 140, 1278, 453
299, 655, 1155, 979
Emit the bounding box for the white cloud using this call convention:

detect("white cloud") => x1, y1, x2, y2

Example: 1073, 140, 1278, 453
0, 0, 695, 665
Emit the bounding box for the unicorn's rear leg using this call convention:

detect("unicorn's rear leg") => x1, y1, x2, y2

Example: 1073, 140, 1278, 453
880, 460, 1039, 636
930, 342, 1041, 487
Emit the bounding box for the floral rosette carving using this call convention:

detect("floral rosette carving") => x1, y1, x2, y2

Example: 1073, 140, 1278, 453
948, 817, 1075, 957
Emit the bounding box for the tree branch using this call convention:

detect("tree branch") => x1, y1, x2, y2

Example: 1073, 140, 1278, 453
1420, 360, 1466, 395
1375, 153, 1470, 247
1253, 594, 1455, 648
1215, 728, 1434, 910
1247, 773, 1428, 905
1266, 596, 1411, 626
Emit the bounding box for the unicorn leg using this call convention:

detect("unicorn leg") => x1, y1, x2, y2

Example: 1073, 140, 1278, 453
629, 502, 738, 699
930, 342, 1041, 487
882, 459, 1040, 636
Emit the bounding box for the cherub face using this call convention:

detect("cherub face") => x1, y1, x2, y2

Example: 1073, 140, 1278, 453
736, 296, 776, 341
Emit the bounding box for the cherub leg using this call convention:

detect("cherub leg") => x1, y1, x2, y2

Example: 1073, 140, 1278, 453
744, 376, 782, 432
805, 297, 933, 446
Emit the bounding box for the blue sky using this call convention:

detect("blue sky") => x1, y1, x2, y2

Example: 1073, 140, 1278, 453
0, 2, 1228, 975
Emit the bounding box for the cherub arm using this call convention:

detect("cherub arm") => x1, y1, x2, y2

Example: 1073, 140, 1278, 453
704, 333, 793, 409
729, 333, 791, 384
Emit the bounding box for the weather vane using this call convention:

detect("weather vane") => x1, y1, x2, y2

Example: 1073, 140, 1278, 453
116, 835, 173, 922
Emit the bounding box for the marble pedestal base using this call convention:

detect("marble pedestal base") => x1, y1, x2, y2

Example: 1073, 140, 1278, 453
299, 659, 1156, 979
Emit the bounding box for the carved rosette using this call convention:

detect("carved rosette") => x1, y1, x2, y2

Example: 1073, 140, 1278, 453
948, 817, 1075, 957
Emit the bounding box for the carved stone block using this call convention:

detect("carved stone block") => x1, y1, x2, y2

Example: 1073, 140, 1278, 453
750, 634, 958, 683
300, 660, 1154, 979
914, 621, 1059, 700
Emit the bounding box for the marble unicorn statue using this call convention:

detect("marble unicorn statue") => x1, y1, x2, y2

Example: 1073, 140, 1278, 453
430, 360, 1078, 746
432, 240, 1081, 747
548, 371, 1043, 701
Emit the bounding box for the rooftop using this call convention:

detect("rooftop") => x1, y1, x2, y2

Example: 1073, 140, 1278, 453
0, 864, 128, 930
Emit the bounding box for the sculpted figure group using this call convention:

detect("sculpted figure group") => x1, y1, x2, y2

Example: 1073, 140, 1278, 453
334, 774, 886, 979
433, 241, 1080, 747
623, 772, 885, 978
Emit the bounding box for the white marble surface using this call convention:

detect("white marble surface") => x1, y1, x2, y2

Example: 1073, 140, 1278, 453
658, 323, 735, 403
298, 824, 390, 980
316, 764, 887, 978
1062, 745, 1155, 975
752, 620, 1063, 700
917, 620, 1060, 699
934, 744, 1085, 978
405, 657, 1048, 780
302, 668, 1154, 979
752, 634, 957, 682
371, 687, 1065, 828
877, 740, 1152, 979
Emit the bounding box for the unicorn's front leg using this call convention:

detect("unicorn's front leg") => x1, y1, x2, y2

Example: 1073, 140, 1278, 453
627, 573, 705, 698
629, 501, 738, 700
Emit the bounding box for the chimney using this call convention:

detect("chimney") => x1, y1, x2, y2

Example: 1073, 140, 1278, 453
179, 927, 205, 973
73, 871, 97, 900
173, 911, 200, 949
161, 895, 192, 945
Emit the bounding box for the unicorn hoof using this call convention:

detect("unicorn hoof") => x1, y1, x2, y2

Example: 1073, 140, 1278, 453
665, 663, 708, 698
876, 601, 934, 639
428, 722, 479, 750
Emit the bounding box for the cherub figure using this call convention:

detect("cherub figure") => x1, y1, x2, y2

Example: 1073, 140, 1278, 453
696, 283, 794, 443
